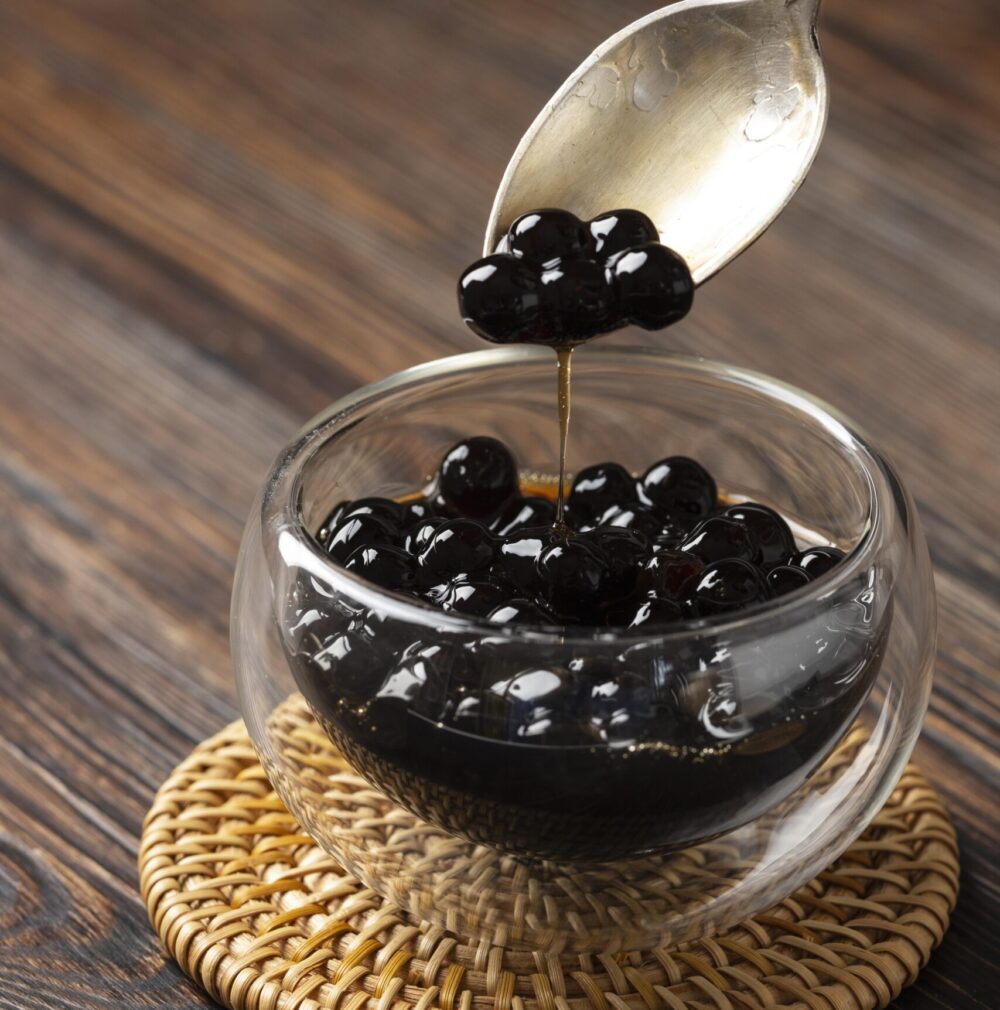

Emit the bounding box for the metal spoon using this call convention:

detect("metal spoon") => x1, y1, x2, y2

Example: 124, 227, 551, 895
484, 0, 826, 284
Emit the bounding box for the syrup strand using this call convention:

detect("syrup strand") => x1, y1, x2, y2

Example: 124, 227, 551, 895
554, 345, 573, 529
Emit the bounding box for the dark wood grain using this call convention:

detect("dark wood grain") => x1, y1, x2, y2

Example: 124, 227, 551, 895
0, 1, 996, 1007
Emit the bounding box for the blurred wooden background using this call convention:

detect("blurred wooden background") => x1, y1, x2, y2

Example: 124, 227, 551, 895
0, 1, 997, 1007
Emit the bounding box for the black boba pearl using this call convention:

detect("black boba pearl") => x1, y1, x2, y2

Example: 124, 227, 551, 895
366, 658, 428, 749
628, 595, 683, 630
507, 209, 592, 266
654, 516, 693, 549
680, 516, 762, 565
400, 639, 454, 664
567, 462, 638, 526
565, 654, 616, 678
318, 497, 405, 550
483, 562, 522, 597
601, 708, 649, 744
491, 495, 557, 537
306, 630, 382, 704
502, 667, 595, 744
285, 592, 334, 639
418, 518, 495, 582
641, 549, 705, 598
455, 688, 520, 740
596, 502, 662, 540
441, 577, 511, 617
438, 436, 519, 519
403, 642, 480, 721
472, 675, 526, 740
585, 526, 649, 600
458, 254, 542, 345
349, 597, 389, 638
287, 605, 337, 651
414, 642, 480, 690
503, 666, 582, 716
418, 579, 452, 608
344, 544, 416, 592
287, 567, 350, 621
592, 671, 656, 743
300, 573, 338, 605
536, 536, 613, 622
615, 638, 692, 713
610, 242, 694, 329
445, 693, 487, 733
600, 595, 645, 630
640, 456, 717, 520
404, 516, 446, 555
537, 259, 618, 341
341, 496, 405, 524
316, 501, 352, 544
589, 209, 659, 259
392, 652, 443, 719
724, 502, 796, 568
486, 598, 553, 626
681, 559, 770, 617
767, 564, 812, 597
349, 606, 390, 643
399, 499, 435, 528
586, 525, 650, 553
326, 513, 398, 564
588, 671, 641, 719
498, 527, 552, 594
434, 668, 498, 735
792, 547, 846, 578
698, 681, 753, 743
516, 707, 603, 746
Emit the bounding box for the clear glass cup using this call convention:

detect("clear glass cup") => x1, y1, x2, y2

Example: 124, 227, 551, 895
232, 346, 935, 952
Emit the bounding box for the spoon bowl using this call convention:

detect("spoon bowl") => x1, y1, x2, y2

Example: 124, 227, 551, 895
485, 0, 826, 284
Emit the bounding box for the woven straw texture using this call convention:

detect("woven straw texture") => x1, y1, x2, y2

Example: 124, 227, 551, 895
140, 719, 958, 1010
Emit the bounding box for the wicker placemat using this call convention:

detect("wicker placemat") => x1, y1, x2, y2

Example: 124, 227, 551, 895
140, 720, 958, 1010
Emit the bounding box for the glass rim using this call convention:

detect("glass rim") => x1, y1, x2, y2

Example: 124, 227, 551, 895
264, 345, 896, 645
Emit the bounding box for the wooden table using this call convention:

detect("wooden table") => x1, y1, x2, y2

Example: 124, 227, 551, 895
0, 2, 996, 1007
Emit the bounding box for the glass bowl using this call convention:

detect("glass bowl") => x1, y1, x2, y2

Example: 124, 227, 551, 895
232, 346, 934, 952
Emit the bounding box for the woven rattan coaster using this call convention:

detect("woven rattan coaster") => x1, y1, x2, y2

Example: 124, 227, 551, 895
140, 719, 958, 1010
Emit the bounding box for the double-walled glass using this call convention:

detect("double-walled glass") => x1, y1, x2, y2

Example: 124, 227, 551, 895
233, 347, 934, 952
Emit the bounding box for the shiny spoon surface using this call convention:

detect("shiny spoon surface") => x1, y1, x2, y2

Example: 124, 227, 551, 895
484, 0, 826, 284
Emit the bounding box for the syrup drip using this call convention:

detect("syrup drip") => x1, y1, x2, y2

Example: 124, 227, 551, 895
553, 345, 573, 532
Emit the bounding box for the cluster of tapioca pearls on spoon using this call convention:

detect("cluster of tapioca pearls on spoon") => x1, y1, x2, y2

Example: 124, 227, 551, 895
458, 208, 693, 345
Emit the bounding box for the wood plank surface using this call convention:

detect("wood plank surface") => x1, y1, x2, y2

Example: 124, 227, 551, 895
0, 1, 997, 1007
